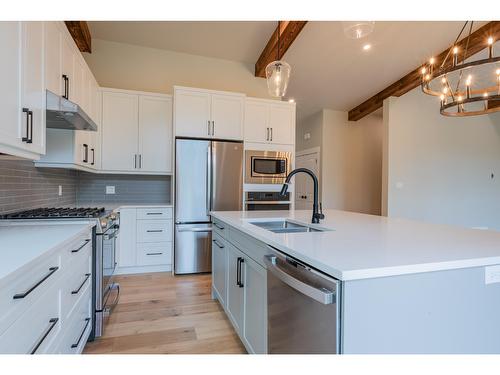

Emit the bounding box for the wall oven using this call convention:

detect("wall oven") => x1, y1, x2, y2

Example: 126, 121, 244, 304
245, 150, 292, 184
245, 191, 291, 211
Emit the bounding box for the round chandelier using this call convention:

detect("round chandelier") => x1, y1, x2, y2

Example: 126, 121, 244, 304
266, 21, 291, 98
421, 21, 500, 117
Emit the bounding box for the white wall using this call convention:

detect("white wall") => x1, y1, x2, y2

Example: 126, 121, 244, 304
296, 109, 383, 215
383, 87, 500, 230
84, 38, 270, 97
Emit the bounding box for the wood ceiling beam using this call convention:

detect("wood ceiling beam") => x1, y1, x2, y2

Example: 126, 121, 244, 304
255, 21, 307, 78
65, 21, 92, 53
348, 21, 500, 121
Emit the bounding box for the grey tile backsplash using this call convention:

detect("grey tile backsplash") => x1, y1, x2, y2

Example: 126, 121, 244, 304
0, 159, 78, 214
76, 172, 171, 207
0, 159, 172, 214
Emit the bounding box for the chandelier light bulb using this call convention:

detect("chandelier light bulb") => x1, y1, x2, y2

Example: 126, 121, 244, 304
425, 74, 431, 81
429, 57, 435, 64
496, 68, 500, 76
457, 95, 463, 102
488, 37, 494, 45
483, 92, 489, 97
488, 37, 494, 58
443, 87, 449, 94
466, 75, 472, 85
421, 67, 427, 75
441, 77, 447, 84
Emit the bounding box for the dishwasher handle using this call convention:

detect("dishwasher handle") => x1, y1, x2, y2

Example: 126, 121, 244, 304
264, 254, 336, 305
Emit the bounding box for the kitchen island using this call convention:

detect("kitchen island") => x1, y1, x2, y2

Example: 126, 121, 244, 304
210, 209, 500, 354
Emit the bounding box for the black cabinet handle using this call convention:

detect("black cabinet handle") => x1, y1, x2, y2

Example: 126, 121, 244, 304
91, 148, 95, 165
22, 108, 30, 142
146, 252, 163, 256
212, 239, 224, 249
82, 144, 88, 163
146, 212, 163, 215
139, 154, 142, 168
30, 317, 59, 354
236, 257, 244, 288
27, 110, 33, 144
62, 74, 69, 99
146, 229, 163, 233
71, 273, 91, 295
213, 223, 225, 230
71, 318, 91, 349
71, 239, 90, 253
13, 267, 59, 299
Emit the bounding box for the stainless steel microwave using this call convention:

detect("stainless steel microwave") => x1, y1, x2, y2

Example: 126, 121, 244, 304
245, 150, 292, 184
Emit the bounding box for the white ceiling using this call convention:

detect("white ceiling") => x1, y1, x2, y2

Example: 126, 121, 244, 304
88, 21, 488, 121
88, 21, 276, 64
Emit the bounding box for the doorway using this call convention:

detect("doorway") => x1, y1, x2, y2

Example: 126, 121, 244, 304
295, 147, 320, 210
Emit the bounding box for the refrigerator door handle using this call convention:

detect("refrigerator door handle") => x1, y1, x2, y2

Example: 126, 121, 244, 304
177, 227, 213, 233
206, 144, 211, 216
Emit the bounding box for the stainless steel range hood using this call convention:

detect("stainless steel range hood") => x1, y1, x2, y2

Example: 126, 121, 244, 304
46, 90, 97, 131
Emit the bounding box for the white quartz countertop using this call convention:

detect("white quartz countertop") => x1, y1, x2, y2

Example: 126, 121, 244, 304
0, 223, 93, 280
210, 210, 500, 281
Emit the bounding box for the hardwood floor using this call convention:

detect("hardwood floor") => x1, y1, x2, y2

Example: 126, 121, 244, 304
83, 273, 247, 354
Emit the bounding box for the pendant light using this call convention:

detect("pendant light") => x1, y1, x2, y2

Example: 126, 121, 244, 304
266, 21, 291, 98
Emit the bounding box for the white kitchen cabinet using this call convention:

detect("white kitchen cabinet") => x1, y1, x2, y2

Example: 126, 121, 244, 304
244, 97, 295, 145
226, 243, 245, 335
174, 86, 244, 140
117, 208, 138, 268
211, 93, 244, 140
116, 207, 173, 273
242, 255, 267, 354
101, 89, 172, 174
61, 27, 75, 101
212, 233, 227, 306
0, 21, 46, 160
138, 95, 173, 173
101, 91, 139, 172
44, 21, 62, 96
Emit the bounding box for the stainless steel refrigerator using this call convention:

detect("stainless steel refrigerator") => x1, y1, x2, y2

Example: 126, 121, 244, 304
175, 138, 243, 274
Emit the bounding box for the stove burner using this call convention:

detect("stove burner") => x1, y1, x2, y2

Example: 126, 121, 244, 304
2, 207, 106, 219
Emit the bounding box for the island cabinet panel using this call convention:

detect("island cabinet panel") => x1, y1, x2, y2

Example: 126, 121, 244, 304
226, 243, 245, 335
211, 232, 227, 307
341, 266, 500, 354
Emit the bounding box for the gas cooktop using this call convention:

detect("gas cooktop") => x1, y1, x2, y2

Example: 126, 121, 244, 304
2, 207, 106, 219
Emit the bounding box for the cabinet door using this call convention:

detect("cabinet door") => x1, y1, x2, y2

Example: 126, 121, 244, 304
44, 22, 62, 96
0, 22, 22, 152
74, 130, 90, 167
243, 256, 267, 354
268, 103, 295, 145
174, 89, 211, 138
117, 208, 137, 267
211, 93, 244, 140
212, 233, 227, 307
73, 58, 86, 110
21, 21, 45, 155
138, 95, 172, 173
226, 244, 244, 334
61, 32, 75, 101
244, 100, 269, 143
101, 91, 139, 172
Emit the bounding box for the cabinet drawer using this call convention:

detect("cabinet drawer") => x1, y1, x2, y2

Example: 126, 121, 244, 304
0, 283, 61, 354
0, 251, 62, 335
229, 227, 269, 268
60, 230, 93, 268
213, 219, 228, 238
137, 219, 172, 243
137, 207, 172, 220
61, 250, 92, 321
55, 287, 92, 354
137, 242, 172, 266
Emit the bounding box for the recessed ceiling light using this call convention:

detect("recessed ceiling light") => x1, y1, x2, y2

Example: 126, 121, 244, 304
363, 44, 372, 51
288, 98, 295, 103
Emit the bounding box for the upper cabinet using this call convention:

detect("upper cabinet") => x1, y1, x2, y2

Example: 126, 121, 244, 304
0, 22, 45, 160
244, 98, 295, 146
101, 89, 173, 174
174, 86, 244, 140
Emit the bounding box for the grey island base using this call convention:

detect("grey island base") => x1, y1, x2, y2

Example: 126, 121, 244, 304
210, 209, 500, 354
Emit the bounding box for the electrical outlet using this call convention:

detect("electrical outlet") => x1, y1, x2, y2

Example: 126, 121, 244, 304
485, 265, 500, 284
106, 186, 115, 195
58, 185, 62, 196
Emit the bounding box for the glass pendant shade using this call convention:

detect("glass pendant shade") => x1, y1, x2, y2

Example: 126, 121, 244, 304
342, 21, 375, 39
265, 60, 291, 98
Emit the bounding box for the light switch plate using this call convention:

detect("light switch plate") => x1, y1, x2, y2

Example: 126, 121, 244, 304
106, 186, 115, 194
485, 265, 500, 284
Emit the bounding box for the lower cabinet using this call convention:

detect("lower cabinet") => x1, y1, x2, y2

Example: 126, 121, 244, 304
117, 207, 173, 274
0, 226, 93, 354
211, 220, 268, 354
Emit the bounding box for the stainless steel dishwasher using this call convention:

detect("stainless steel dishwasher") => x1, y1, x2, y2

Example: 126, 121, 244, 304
264, 246, 341, 354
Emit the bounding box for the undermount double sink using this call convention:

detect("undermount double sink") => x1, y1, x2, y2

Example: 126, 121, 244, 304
249, 220, 330, 234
